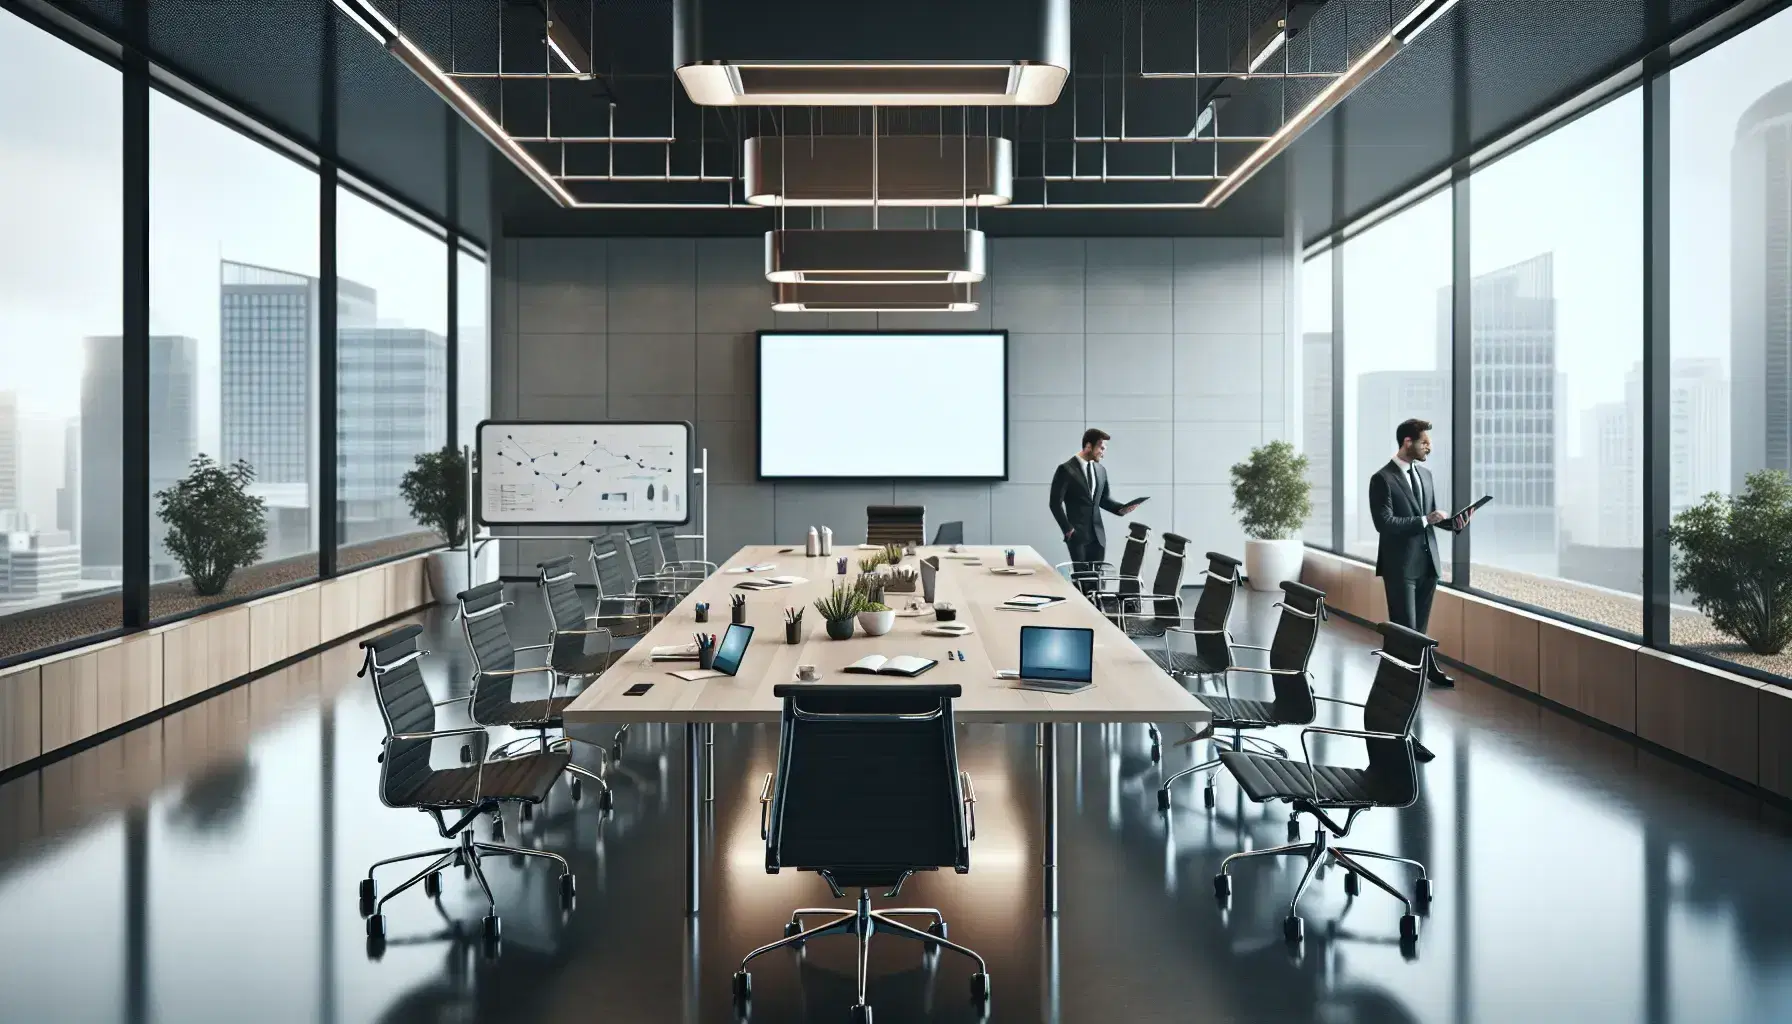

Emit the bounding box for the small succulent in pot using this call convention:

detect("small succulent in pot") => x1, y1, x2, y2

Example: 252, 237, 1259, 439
814, 582, 865, 640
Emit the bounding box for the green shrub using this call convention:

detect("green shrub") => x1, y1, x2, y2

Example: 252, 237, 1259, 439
814, 582, 866, 621
1666, 469, 1792, 655
400, 446, 468, 548
155, 455, 268, 596
1229, 440, 1312, 540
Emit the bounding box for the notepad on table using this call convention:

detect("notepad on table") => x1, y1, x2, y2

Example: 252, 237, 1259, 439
724, 563, 778, 574
735, 575, 807, 590
989, 566, 1035, 576
649, 643, 701, 661
842, 654, 938, 677
1001, 594, 1063, 610
668, 668, 726, 681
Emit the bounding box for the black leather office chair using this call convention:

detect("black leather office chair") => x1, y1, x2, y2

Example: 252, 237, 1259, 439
1114, 532, 1193, 643
1212, 621, 1437, 948
536, 556, 634, 765
866, 504, 926, 547
587, 535, 668, 634
1088, 521, 1151, 617
1158, 581, 1327, 814
457, 582, 613, 811
655, 525, 717, 580
1147, 551, 1245, 681
355, 625, 575, 955
733, 684, 988, 1024
623, 524, 699, 602
931, 520, 965, 546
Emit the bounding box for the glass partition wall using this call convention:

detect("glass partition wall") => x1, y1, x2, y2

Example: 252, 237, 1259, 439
1299, 2, 1792, 686
0, 6, 485, 666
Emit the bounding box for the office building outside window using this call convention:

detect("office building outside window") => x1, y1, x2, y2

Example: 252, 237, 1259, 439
0, 10, 124, 659
1669, 7, 1792, 677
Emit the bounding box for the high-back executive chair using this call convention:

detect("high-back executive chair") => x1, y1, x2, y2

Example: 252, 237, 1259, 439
457, 582, 614, 811
355, 625, 576, 955
732, 684, 988, 1024
931, 520, 965, 546
865, 504, 927, 547
1130, 550, 1243, 762
536, 556, 636, 765
1158, 581, 1327, 816
587, 535, 666, 636
1088, 521, 1152, 617
655, 525, 717, 580
622, 524, 699, 603
1212, 621, 1437, 948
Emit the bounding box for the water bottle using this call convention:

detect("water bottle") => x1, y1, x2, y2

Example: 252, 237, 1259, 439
805, 526, 820, 557
819, 526, 834, 556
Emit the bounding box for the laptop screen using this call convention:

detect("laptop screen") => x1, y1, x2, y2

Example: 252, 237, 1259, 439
1019, 625, 1094, 683
711, 623, 754, 676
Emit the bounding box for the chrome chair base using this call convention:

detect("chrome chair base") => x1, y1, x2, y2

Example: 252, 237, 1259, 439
1213, 814, 1430, 947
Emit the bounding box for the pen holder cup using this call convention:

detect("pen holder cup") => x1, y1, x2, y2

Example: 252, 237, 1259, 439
698, 646, 717, 670
694, 606, 708, 623
785, 622, 802, 644
1005, 550, 1015, 566
934, 606, 958, 622
836, 557, 849, 575
732, 604, 747, 626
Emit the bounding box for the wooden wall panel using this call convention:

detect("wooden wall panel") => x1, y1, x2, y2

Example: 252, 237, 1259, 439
1760, 685, 1792, 801
40, 651, 100, 751
319, 576, 361, 642
0, 665, 42, 771
1429, 587, 1465, 662
1300, 551, 1337, 601
1461, 597, 1540, 692
1537, 621, 1638, 731
111, 632, 164, 723
209, 607, 251, 687
288, 587, 322, 656
357, 567, 390, 626
160, 617, 216, 705
1637, 649, 1762, 784
249, 597, 289, 672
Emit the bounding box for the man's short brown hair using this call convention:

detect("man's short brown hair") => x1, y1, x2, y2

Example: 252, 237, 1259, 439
1395, 418, 1433, 446
1082, 428, 1110, 449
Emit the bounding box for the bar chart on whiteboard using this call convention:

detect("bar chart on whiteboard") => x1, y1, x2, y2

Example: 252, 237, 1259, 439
476, 421, 691, 525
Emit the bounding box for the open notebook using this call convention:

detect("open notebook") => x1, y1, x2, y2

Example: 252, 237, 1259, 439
842, 654, 938, 677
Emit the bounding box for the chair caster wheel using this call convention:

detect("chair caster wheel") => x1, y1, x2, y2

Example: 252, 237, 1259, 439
424, 871, 443, 899
1213, 874, 1231, 899
366, 913, 386, 939
569, 778, 582, 801
358, 878, 376, 916
599, 789, 615, 811
520, 802, 534, 823
851, 1003, 873, 1024
492, 821, 505, 842
784, 920, 802, 940
1399, 914, 1420, 943
1415, 877, 1433, 907
610, 744, 623, 765
1287, 819, 1301, 841
1283, 915, 1304, 943
1202, 786, 1215, 809
731, 971, 752, 1011
460, 744, 473, 764
1344, 871, 1359, 897
1150, 744, 1161, 764
970, 971, 991, 1003
483, 915, 502, 942
559, 873, 578, 905
926, 920, 948, 950
365, 935, 386, 960
1156, 788, 1171, 811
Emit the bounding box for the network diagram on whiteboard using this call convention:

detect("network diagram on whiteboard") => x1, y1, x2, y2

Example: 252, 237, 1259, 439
479, 422, 688, 523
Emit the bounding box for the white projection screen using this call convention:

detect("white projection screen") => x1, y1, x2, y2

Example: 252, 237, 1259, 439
757, 331, 1008, 479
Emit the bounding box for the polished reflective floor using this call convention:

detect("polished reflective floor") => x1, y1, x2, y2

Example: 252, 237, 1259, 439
3, 587, 1792, 1024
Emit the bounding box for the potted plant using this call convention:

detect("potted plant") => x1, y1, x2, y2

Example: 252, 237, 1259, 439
155, 454, 268, 596
401, 446, 495, 604
815, 583, 864, 640
1229, 440, 1312, 592
857, 600, 896, 637
1666, 469, 1792, 655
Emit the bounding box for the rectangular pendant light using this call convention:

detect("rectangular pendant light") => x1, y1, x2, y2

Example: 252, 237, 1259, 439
766, 230, 987, 285
746, 136, 1012, 207
771, 281, 980, 313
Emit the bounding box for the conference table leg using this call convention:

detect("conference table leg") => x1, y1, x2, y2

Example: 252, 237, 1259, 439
686, 722, 702, 915
1043, 723, 1059, 916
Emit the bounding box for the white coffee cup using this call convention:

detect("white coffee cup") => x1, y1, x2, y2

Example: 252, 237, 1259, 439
797, 664, 819, 681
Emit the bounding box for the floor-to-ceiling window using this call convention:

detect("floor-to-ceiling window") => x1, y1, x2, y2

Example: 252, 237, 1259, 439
1341, 191, 1455, 576
1468, 90, 1644, 633
456, 246, 489, 453
148, 93, 321, 619
1301, 250, 1335, 549
1668, 6, 1792, 677
0, 11, 124, 661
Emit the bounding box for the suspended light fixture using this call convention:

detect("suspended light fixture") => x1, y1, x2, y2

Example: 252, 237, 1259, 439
771, 282, 979, 313
744, 136, 1011, 207
765, 229, 986, 284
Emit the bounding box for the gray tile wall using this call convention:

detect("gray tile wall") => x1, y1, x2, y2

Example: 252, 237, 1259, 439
491, 236, 1295, 579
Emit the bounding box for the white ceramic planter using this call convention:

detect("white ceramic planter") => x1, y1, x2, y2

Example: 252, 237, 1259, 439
857, 609, 896, 637
1243, 538, 1304, 593
427, 544, 499, 605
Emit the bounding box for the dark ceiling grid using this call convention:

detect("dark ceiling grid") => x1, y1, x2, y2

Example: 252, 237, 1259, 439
333, 3, 454, 222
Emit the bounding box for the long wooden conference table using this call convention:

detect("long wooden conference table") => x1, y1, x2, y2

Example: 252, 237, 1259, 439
562, 544, 1212, 915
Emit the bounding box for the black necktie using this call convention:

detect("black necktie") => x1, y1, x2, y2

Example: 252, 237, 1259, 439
1408, 467, 1422, 507
1086, 461, 1096, 499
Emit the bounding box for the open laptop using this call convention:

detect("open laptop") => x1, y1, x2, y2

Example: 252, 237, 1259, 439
669, 623, 753, 681
996, 625, 1095, 693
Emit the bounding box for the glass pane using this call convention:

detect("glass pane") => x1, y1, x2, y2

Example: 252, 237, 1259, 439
1342, 191, 1455, 579
1668, 7, 1792, 677
1469, 91, 1643, 633
148, 92, 320, 619
0, 11, 123, 660
1301, 250, 1334, 548
335, 187, 448, 569
456, 249, 488, 453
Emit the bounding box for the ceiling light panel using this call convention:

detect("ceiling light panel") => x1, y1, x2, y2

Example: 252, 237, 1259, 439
674, 0, 1068, 106
745, 136, 1012, 207
766, 230, 987, 284
771, 281, 980, 313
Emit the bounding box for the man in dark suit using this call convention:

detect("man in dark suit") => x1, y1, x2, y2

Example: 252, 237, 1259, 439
1049, 428, 1143, 589
1370, 418, 1475, 688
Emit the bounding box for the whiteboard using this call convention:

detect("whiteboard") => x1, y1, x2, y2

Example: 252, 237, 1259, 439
476, 420, 691, 525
